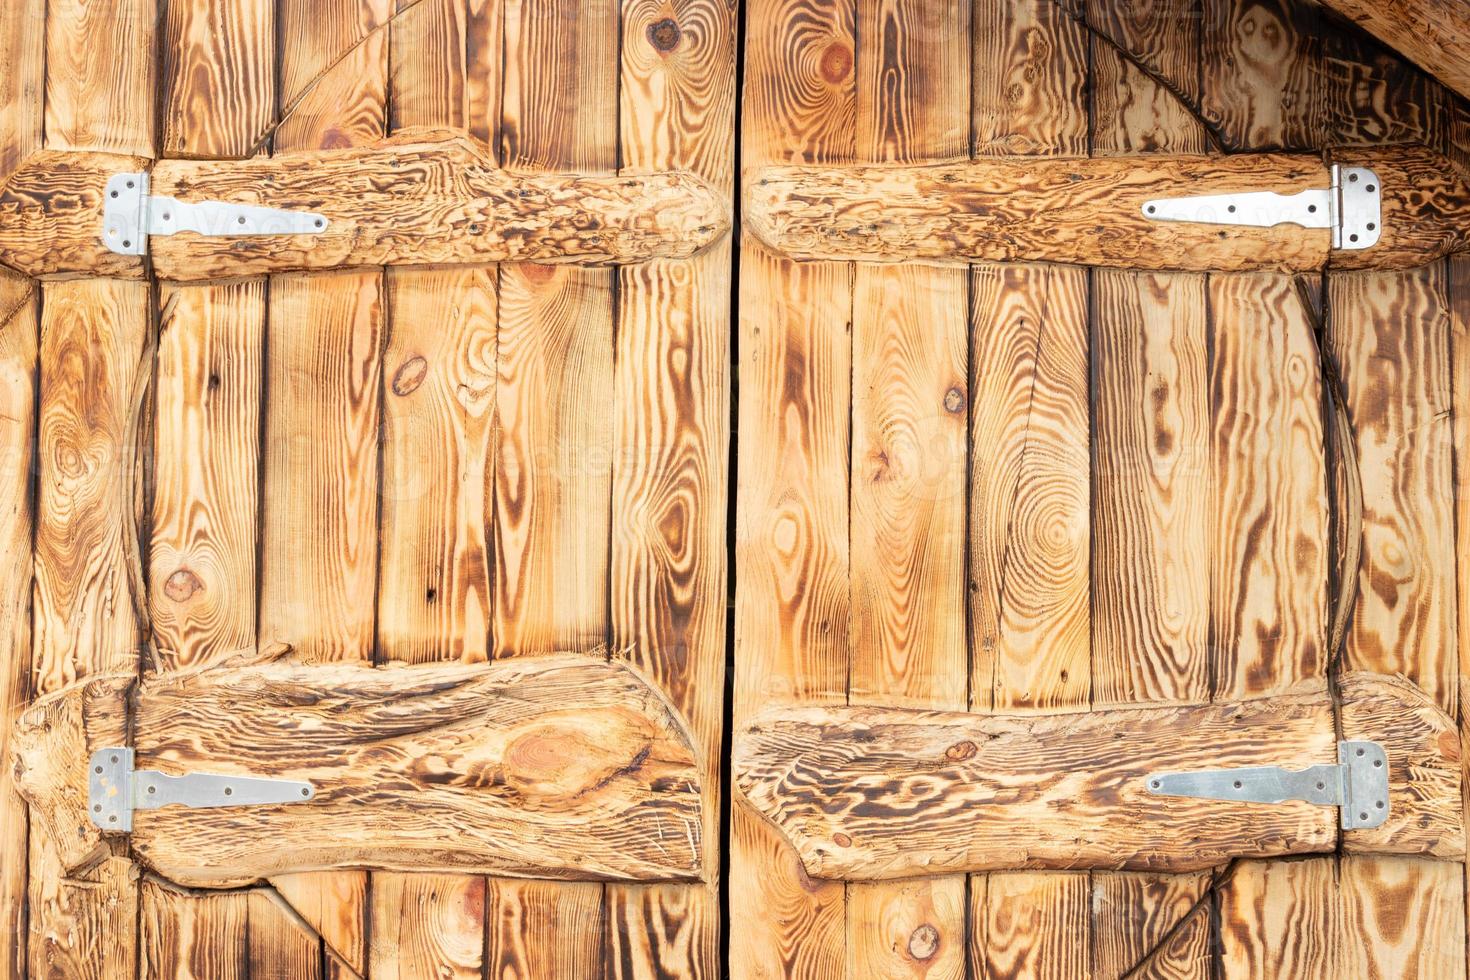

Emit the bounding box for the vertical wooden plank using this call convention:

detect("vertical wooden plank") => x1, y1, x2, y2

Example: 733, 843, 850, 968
149, 282, 264, 670
1089, 871, 1211, 979
611, 0, 736, 957
265, 3, 389, 971
1087, 14, 1216, 978
30, 278, 148, 979
970, 873, 1088, 980
44, 0, 155, 154
370, 874, 485, 980
0, 275, 36, 980
371, 8, 499, 975
967, 6, 1093, 968
733, 0, 856, 970
1216, 859, 1336, 976
846, 2, 968, 977
485, 880, 605, 980
968, 264, 1090, 710
1198, 0, 1322, 150
1451, 253, 1470, 975
140, 881, 248, 979
1338, 856, 1466, 978
489, 0, 615, 971
248, 891, 324, 980
1207, 273, 1327, 698
0, 3, 42, 970
1330, 267, 1457, 709
159, 0, 275, 158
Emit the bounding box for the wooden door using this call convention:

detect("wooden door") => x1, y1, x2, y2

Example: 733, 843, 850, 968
1, 0, 731, 976
733, 0, 1470, 977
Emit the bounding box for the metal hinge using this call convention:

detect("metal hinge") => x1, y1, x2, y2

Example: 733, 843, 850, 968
1140, 165, 1381, 250
1146, 740, 1388, 829
102, 172, 329, 256
89, 747, 315, 832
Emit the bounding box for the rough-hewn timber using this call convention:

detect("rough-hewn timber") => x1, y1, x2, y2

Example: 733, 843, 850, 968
13, 654, 703, 887
735, 672, 1461, 880
746, 145, 1470, 272
1317, 0, 1470, 103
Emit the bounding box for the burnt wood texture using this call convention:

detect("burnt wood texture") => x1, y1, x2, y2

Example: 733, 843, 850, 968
12, 654, 704, 886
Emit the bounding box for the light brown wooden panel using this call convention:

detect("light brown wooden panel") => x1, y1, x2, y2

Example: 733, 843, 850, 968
0, 273, 36, 980
846, 1, 970, 975
44, 0, 155, 155
1200, 0, 1321, 149
611, 2, 737, 948
491, 0, 617, 969
159, 0, 275, 158
150, 282, 263, 670
971, 873, 1089, 979
140, 880, 248, 979
265, 3, 389, 968
370, 874, 486, 979
1090, 871, 1211, 979
733, 0, 856, 970
1454, 253, 1470, 971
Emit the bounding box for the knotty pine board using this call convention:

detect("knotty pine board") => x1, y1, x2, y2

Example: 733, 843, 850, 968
261, 1, 389, 972
0, 2, 41, 972
607, 0, 736, 972
731, 0, 855, 972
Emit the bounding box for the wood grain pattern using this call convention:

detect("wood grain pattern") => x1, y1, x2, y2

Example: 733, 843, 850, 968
1318, 0, 1470, 102
847, 2, 970, 973
492, 0, 619, 964
1338, 855, 1466, 977
146, 131, 727, 280
248, 890, 324, 980
377, 265, 496, 665
1200, 0, 1322, 150
44, 0, 155, 155
149, 282, 263, 670
140, 880, 248, 979
968, 264, 1090, 710
159, 0, 275, 159
733, 0, 857, 971
849, 878, 964, 979
1090, 871, 1211, 978
370, 874, 485, 979
9, 654, 708, 885
275, 0, 389, 152
1091, 269, 1211, 706
33, 279, 148, 694
610, 0, 736, 970
971, 873, 1089, 979
1455, 253, 1470, 971
1208, 272, 1327, 697
1329, 267, 1457, 710
0, 0, 43, 183
849, 263, 968, 709
971, 0, 1089, 158
1089, 34, 1211, 157
1217, 859, 1337, 976
0, 273, 35, 980
0, 150, 149, 280
266, 10, 389, 958
258, 271, 383, 663
390, 0, 503, 140
485, 879, 604, 980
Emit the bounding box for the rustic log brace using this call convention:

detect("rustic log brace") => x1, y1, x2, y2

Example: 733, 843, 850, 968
0, 128, 729, 281
1318, 0, 1470, 103
733, 672, 1461, 881
11, 653, 704, 887
745, 144, 1470, 272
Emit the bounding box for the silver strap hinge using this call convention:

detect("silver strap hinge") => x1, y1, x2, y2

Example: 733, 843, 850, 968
1141, 165, 1381, 250
1146, 740, 1388, 829
89, 747, 315, 832
102, 172, 329, 256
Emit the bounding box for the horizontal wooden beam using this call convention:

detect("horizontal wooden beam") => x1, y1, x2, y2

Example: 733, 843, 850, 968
13, 654, 704, 886
745, 145, 1470, 272
733, 673, 1461, 881
0, 129, 729, 281
1318, 0, 1470, 103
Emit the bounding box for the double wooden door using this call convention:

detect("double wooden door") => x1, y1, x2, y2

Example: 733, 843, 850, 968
3, 0, 1469, 977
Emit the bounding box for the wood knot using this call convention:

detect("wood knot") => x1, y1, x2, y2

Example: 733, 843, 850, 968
832, 832, 852, 847
945, 740, 977, 761
819, 40, 852, 84
908, 924, 940, 961
647, 17, 681, 52
392, 355, 428, 396
163, 567, 204, 603
943, 386, 965, 414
